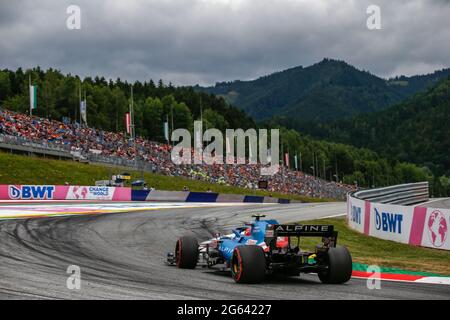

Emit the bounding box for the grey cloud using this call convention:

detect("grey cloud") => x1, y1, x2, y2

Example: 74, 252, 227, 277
0, 0, 449, 85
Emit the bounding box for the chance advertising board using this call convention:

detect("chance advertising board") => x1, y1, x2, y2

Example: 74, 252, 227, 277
66, 186, 115, 200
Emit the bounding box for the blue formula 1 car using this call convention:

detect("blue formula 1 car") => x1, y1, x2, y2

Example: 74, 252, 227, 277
167, 215, 352, 284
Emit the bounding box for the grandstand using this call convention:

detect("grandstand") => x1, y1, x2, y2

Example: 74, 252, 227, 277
0, 108, 355, 199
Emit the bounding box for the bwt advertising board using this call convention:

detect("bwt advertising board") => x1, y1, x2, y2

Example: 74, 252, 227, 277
0, 185, 131, 201
1, 185, 56, 200
369, 203, 414, 244
347, 196, 366, 234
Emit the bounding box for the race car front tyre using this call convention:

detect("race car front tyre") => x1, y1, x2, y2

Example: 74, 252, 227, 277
318, 245, 352, 284
175, 236, 199, 269
231, 245, 266, 284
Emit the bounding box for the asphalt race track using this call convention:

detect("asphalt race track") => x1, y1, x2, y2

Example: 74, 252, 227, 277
423, 198, 450, 209
0, 202, 449, 300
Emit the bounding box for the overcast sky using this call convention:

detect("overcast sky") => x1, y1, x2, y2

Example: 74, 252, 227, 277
0, 0, 449, 86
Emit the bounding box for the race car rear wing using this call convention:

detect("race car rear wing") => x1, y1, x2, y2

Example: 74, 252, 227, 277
268, 224, 335, 237
266, 224, 338, 247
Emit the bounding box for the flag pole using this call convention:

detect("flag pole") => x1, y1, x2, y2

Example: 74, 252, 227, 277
295, 153, 298, 171
166, 114, 169, 143
199, 96, 203, 151
130, 84, 137, 171
130, 84, 134, 140
83, 90, 87, 127
79, 82, 81, 125
171, 104, 174, 146
312, 152, 315, 177
29, 74, 32, 116
200, 96, 203, 123
299, 151, 302, 172
323, 158, 326, 181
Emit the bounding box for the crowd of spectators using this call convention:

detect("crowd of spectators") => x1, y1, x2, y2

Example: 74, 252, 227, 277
0, 108, 355, 199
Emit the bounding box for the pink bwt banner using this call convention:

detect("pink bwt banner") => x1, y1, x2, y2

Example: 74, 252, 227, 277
347, 195, 450, 251
0, 185, 131, 201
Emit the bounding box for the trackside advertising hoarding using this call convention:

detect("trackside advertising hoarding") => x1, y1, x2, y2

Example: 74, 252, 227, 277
0, 185, 291, 204
347, 196, 366, 234
0, 185, 131, 201
347, 194, 450, 251
65, 186, 130, 201
369, 203, 414, 244
418, 208, 450, 250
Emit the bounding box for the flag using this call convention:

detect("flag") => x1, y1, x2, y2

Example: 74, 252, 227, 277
280, 141, 284, 165
80, 100, 87, 125
294, 154, 298, 170
29, 85, 37, 111
284, 153, 290, 168
299, 152, 302, 171
125, 113, 131, 134
164, 121, 169, 141
195, 127, 202, 148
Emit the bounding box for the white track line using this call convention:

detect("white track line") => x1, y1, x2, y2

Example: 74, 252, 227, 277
351, 275, 450, 285
0, 202, 271, 220
414, 277, 450, 285
318, 213, 346, 219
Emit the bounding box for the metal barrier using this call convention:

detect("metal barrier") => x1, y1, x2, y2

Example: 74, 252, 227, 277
347, 182, 450, 251
353, 182, 429, 205
86, 153, 157, 172
0, 133, 159, 172
0, 134, 73, 159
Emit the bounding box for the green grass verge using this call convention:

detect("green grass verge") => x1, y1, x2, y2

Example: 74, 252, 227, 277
0, 151, 327, 202
295, 218, 450, 276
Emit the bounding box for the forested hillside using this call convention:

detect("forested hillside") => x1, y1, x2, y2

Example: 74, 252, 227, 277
0, 66, 440, 193
280, 77, 450, 195
0, 67, 256, 140
200, 59, 450, 124
386, 68, 450, 96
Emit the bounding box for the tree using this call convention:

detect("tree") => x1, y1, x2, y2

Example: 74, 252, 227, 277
142, 97, 164, 140
203, 109, 228, 132
0, 71, 12, 103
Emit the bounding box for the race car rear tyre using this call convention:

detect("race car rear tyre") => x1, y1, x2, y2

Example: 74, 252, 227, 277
318, 246, 352, 284
231, 245, 266, 284
175, 236, 199, 269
